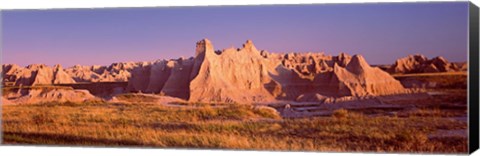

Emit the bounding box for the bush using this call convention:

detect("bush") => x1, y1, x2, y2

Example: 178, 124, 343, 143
253, 106, 281, 119
115, 93, 158, 103
31, 109, 55, 125
332, 109, 349, 119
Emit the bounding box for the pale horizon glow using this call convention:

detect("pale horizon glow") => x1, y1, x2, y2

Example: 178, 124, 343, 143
2, 2, 469, 67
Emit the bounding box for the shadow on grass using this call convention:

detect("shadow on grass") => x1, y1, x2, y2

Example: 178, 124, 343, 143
3, 131, 148, 147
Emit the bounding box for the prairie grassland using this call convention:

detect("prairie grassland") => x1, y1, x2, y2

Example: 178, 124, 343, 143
392, 71, 467, 77
2, 102, 467, 153
393, 72, 467, 89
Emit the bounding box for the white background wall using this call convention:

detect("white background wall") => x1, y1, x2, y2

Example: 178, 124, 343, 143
0, 0, 478, 156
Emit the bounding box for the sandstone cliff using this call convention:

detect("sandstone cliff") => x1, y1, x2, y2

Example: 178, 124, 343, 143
188, 39, 276, 103
311, 55, 407, 99
387, 54, 463, 74
2, 64, 76, 86
64, 62, 138, 82
125, 39, 409, 103
3, 87, 97, 104
3, 39, 414, 104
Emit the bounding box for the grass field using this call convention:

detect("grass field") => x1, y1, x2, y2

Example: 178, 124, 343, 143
2, 85, 74, 96
393, 72, 467, 89
2, 101, 467, 153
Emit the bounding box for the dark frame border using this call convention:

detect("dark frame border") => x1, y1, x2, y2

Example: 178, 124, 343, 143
469, 1, 479, 154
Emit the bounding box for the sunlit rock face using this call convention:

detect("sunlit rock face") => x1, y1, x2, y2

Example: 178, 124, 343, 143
2, 39, 412, 104
125, 39, 408, 103
387, 54, 463, 74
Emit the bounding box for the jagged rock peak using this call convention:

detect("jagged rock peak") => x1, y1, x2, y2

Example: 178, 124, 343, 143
195, 38, 214, 57
260, 50, 269, 58
53, 64, 63, 70
387, 54, 461, 74
26, 64, 47, 70
410, 54, 428, 59
431, 56, 448, 63
402, 54, 428, 63
335, 52, 352, 67
346, 54, 371, 74
339, 52, 351, 58
242, 39, 258, 52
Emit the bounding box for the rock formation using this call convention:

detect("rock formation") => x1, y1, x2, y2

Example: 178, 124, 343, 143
124, 39, 409, 103
125, 57, 196, 100
1, 61, 147, 87
1, 64, 76, 86
4, 88, 97, 104
311, 55, 408, 98
387, 54, 463, 74
53, 64, 76, 84
188, 39, 276, 103
3, 39, 414, 104
64, 62, 138, 82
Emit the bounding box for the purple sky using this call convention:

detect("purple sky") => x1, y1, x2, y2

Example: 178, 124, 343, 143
2, 2, 469, 67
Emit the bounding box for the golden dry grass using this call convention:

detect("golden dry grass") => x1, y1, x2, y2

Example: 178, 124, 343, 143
114, 94, 159, 103
393, 72, 467, 89
392, 71, 467, 77
1, 101, 467, 153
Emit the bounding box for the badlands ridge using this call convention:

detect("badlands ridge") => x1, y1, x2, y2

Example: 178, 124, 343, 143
1, 39, 465, 104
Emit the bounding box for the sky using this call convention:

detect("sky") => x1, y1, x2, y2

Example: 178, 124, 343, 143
2, 2, 469, 67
